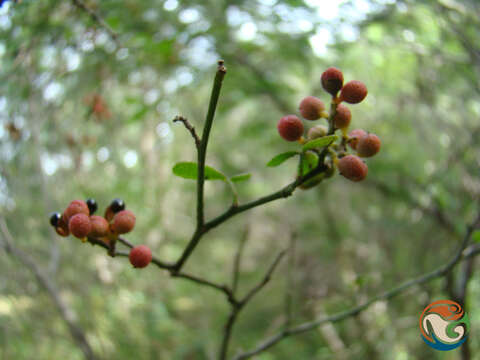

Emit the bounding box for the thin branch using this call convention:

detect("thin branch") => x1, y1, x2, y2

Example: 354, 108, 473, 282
102, 244, 237, 303
231, 227, 249, 294
457, 256, 475, 360
239, 250, 287, 306
219, 308, 240, 360
197, 60, 227, 226
284, 233, 297, 329
71, 0, 120, 47
0, 218, 97, 360
203, 167, 321, 231
173, 60, 227, 272
172, 272, 237, 306
219, 250, 286, 360
460, 255, 476, 360
463, 243, 480, 259
233, 214, 480, 360
116, 236, 134, 248
173, 115, 201, 149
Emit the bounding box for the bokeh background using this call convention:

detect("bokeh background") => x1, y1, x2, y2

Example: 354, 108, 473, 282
0, 0, 479, 359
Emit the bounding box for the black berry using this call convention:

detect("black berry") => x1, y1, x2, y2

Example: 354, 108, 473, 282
110, 198, 125, 213
49, 212, 61, 227
86, 198, 98, 215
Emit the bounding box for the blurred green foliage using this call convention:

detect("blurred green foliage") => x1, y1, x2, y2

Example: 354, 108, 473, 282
0, 0, 479, 359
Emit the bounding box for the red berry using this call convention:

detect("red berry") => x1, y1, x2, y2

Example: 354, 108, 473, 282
89, 215, 109, 237
307, 125, 328, 140
348, 129, 367, 150
69, 213, 92, 238
357, 133, 381, 158
112, 210, 136, 234
338, 155, 368, 182
63, 200, 90, 223
340, 80, 368, 104
129, 245, 152, 268
299, 96, 325, 120
333, 104, 352, 129
277, 115, 304, 142
55, 216, 70, 237
321, 67, 344, 96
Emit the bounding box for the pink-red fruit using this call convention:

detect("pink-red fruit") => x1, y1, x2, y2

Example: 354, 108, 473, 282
89, 215, 110, 237
348, 129, 367, 150
338, 155, 368, 182
299, 96, 325, 120
112, 210, 136, 234
340, 80, 368, 104
129, 245, 152, 268
357, 133, 381, 158
69, 213, 92, 238
277, 115, 304, 142
321, 67, 344, 96
333, 104, 352, 129
307, 125, 328, 140
63, 200, 90, 223
56, 217, 70, 237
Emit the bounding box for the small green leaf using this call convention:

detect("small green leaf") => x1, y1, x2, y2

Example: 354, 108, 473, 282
472, 230, 480, 243
302, 135, 338, 151
172, 162, 226, 181
300, 151, 319, 176
230, 173, 251, 183
266, 151, 299, 167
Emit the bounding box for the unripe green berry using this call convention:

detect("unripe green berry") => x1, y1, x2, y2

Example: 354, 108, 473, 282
112, 210, 136, 234
321, 67, 344, 96
64, 200, 90, 224
69, 213, 92, 239
129, 245, 152, 268
277, 115, 304, 142
357, 133, 381, 158
340, 80, 368, 104
348, 129, 367, 150
89, 215, 110, 237
333, 104, 352, 129
338, 155, 368, 182
299, 96, 325, 120
307, 125, 328, 140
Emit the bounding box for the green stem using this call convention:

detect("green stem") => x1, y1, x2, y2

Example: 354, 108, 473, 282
225, 177, 239, 207
174, 61, 226, 272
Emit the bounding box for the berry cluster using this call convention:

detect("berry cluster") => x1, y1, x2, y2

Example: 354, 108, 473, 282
49, 198, 135, 241
50, 199, 153, 268
276, 67, 380, 184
